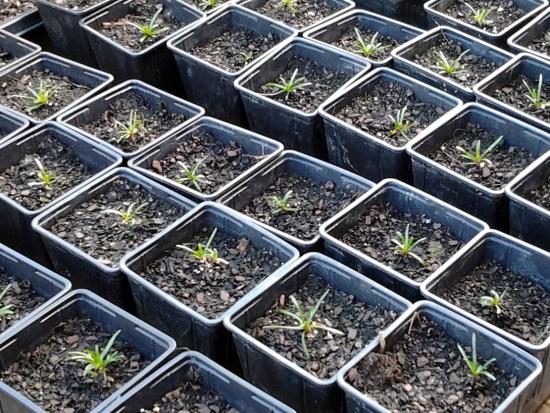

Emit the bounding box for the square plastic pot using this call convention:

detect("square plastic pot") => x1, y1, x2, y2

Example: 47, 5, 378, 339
224, 252, 412, 413
128, 116, 283, 202
0, 107, 29, 144
0, 289, 176, 413
57, 79, 205, 160
320, 179, 488, 301
508, 8, 550, 61
408, 103, 550, 230
120, 202, 299, 365
422, 231, 550, 411
337, 300, 542, 413
303, 10, 424, 68
319, 68, 462, 183
0, 29, 40, 73
0, 8, 41, 37
218, 150, 374, 252
351, 0, 428, 28
0, 52, 113, 124
31, 168, 196, 310
392, 26, 514, 101
0, 121, 122, 267
81, 0, 204, 93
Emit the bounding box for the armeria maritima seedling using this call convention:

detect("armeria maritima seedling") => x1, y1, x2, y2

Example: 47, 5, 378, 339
262, 69, 312, 101
391, 224, 427, 266
388, 105, 413, 141
28, 158, 57, 189
281, 0, 297, 14
523, 74, 549, 110
240, 51, 255, 66
104, 202, 147, 225
177, 227, 229, 266
263, 288, 344, 358
431, 50, 469, 75
271, 190, 299, 214
464, 3, 495, 26
479, 288, 507, 315
114, 110, 144, 143
0, 285, 14, 320
455, 135, 503, 168
128, 7, 169, 43
14, 80, 59, 112
457, 333, 496, 381
177, 157, 208, 192
354, 29, 388, 58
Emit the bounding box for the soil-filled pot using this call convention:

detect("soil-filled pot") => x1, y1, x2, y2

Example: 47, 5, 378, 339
408, 103, 550, 230
0, 289, 176, 413
128, 116, 283, 202
392, 26, 513, 101
0, 52, 113, 125
167, 6, 297, 126
81, 0, 204, 93
0, 3, 41, 37
224, 253, 412, 413
218, 150, 374, 252
0, 122, 122, 266
0, 29, 40, 73
508, 8, 550, 61
319, 68, 462, 183
32, 167, 196, 310
422, 231, 550, 411
57, 79, 205, 161
424, 0, 549, 46
352, 0, 428, 29
0, 106, 29, 144
506, 151, 550, 252
320, 179, 488, 301
120, 202, 299, 365
235, 38, 370, 159
337, 300, 542, 413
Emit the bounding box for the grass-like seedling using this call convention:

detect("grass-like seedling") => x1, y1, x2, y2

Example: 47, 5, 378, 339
523, 74, 549, 110
271, 190, 299, 214
0, 285, 14, 320
354, 29, 388, 58
262, 69, 312, 101
240, 51, 255, 65
128, 7, 169, 43
455, 136, 503, 167
104, 202, 147, 225
388, 105, 413, 141
281, 0, 297, 14
14, 80, 59, 112
431, 50, 470, 75
177, 228, 229, 266
464, 3, 494, 26
391, 224, 427, 266
29, 158, 57, 189
200, 0, 218, 10
457, 333, 496, 381
67, 329, 126, 381
177, 157, 208, 192
479, 288, 507, 315
114, 110, 143, 143
263, 289, 344, 358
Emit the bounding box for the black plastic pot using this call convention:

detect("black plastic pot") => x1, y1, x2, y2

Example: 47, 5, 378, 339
392, 26, 513, 101
0, 29, 40, 73
303, 10, 424, 67
0, 8, 41, 37
235, 38, 370, 159
81, 0, 204, 93
167, 5, 297, 126
337, 300, 542, 413
408, 103, 550, 230
218, 150, 374, 252
0, 289, 176, 413
506, 151, 550, 252
224, 252, 412, 413
0, 106, 29, 144
57, 79, 205, 160
128, 116, 283, 202
0, 122, 122, 267
32, 168, 196, 310
120, 202, 299, 365
320, 179, 488, 301
319, 68, 462, 183
508, 8, 550, 60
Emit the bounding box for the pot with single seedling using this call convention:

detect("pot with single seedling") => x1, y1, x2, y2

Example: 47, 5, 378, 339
81, 0, 204, 93
337, 300, 542, 413
0, 107, 29, 144
120, 202, 299, 365
235, 38, 370, 159
128, 117, 283, 202
32, 168, 195, 309
167, 5, 297, 126
0, 29, 40, 73
57, 79, 205, 161
319, 68, 462, 183
303, 10, 424, 67
392, 26, 513, 101
0, 1, 41, 37
408, 103, 550, 230
218, 150, 374, 252
320, 179, 488, 301
0, 289, 176, 413
224, 253, 412, 413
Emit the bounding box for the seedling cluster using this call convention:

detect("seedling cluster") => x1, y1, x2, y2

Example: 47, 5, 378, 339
457, 333, 496, 381
128, 8, 169, 43
177, 227, 229, 266
354, 29, 388, 58
431, 50, 469, 75
114, 110, 144, 143
391, 224, 427, 266
0, 285, 14, 320
200, 0, 219, 10
388, 105, 413, 141
104, 202, 147, 225
464, 3, 495, 26
29, 158, 57, 189
479, 288, 507, 315
263, 69, 312, 101
271, 190, 299, 214
456, 136, 503, 168
281, 0, 297, 14
14, 80, 59, 112
177, 157, 209, 192
523, 74, 549, 110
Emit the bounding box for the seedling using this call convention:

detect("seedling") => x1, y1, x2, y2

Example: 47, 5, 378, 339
262, 69, 312, 101
281, 0, 297, 14
29, 158, 56, 189
464, 3, 494, 26
431, 50, 470, 75
391, 224, 427, 266
177, 228, 229, 266
457, 333, 496, 381
0, 285, 14, 319
67, 330, 126, 381
354, 28, 388, 58
14, 80, 59, 111
479, 288, 507, 315
263, 289, 344, 358
271, 190, 299, 214
128, 7, 169, 42
114, 110, 144, 143
104, 202, 147, 225
200, 0, 218, 10
239, 51, 255, 65
523, 74, 549, 109
177, 157, 208, 192
388, 105, 413, 141
456, 135, 503, 167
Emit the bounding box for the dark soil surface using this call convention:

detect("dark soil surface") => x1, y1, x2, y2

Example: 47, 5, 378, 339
0, 135, 93, 211
0, 0, 35, 25
0, 69, 90, 120
247, 274, 400, 379
0, 317, 150, 413
527, 31, 550, 56
257, 56, 353, 113
339, 202, 464, 282
240, 174, 361, 241
330, 26, 399, 62
426, 123, 535, 190
333, 79, 447, 147
46, 178, 186, 268
0, 49, 15, 69
347, 315, 517, 412
41, 0, 106, 10
148, 130, 264, 194
140, 225, 284, 318
524, 175, 550, 210
440, 260, 550, 345
74, 91, 189, 153
436, 0, 526, 34
188, 29, 281, 73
